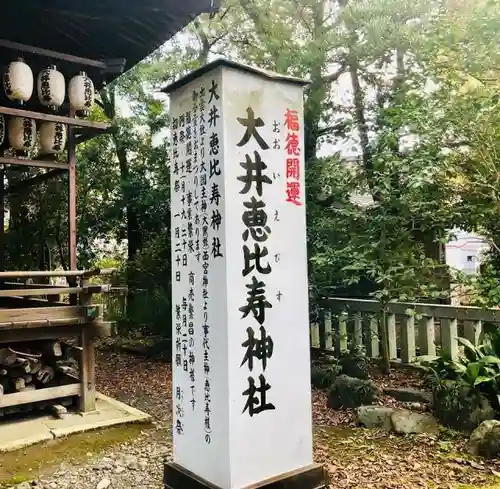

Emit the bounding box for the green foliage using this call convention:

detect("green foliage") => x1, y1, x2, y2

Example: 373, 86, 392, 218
417, 327, 500, 429
418, 338, 500, 395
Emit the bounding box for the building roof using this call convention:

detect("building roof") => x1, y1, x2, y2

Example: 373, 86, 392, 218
0, 0, 219, 90
162, 57, 309, 94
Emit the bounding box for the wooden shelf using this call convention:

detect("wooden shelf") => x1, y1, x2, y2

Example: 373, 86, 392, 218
0, 106, 109, 130
0, 156, 68, 170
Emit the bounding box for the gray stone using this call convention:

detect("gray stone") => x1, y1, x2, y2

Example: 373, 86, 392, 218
125, 455, 139, 470
96, 479, 111, 489
384, 387, 432, 404
356, 405, 395, 430
468, 420, 500, 457
17, 483, 31, 489
390, 410, 439, 434
408, 402, 426, 412
51, 404, 68, 419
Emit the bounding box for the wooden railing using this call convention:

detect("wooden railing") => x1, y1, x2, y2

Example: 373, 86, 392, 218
312, 298, 500, 362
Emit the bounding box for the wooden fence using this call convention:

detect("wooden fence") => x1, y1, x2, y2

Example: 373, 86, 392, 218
312, 298, 500, 362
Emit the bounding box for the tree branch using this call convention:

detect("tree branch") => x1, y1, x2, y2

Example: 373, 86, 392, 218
322, 62, 347, 84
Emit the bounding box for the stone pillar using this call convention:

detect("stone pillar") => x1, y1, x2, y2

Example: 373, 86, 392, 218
164, 59, 324, 489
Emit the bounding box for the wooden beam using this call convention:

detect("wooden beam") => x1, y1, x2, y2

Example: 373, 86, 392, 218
5, 169, 65, 194
0, 287, 81, 297
0, 156, 68, 170
0, 324, 83, 343
68, 108, 77, 275
0, 106, 109, 130
79, 278, 96, 412
0, 38, 108, 70
0, 317, 83, 330
0, 305, 87, 325
0, 268, 115, 279
0, 164, 4, 273
0, 285, 109, 298
0, 383, 80, 408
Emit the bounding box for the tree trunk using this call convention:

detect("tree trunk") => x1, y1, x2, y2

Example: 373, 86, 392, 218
101, 87, 143, 298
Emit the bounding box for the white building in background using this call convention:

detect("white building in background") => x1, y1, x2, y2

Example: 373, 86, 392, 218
445, 229, 489, 275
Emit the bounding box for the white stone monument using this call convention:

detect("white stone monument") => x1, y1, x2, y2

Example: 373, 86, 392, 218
164, 59, 324, 489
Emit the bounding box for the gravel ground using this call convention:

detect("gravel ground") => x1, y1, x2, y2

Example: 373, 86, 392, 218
6, 350, 497, 489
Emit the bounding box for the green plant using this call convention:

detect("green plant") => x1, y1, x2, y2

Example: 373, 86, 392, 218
417, 331, 500, 409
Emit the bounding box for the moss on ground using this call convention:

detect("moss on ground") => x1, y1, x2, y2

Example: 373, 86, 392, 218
0, 424, 148, 487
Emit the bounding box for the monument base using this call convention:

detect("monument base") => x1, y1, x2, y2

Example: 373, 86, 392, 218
164, 463, 327, 489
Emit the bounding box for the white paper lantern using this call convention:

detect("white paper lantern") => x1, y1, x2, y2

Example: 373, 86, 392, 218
68, 71, 94, 113
4, 58, 33, 104
37, 65, 65, 110
8, 117, 36, 151
0, 115, 5, 147
39, 122, 67, 154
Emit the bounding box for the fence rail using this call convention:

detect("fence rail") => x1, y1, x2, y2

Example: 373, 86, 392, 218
312, 297, 500, 362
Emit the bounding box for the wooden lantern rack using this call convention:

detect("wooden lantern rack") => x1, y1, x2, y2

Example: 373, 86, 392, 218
0, 0, 219, 416
0, 38, 115, 414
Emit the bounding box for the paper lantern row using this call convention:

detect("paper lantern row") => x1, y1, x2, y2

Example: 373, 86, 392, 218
0, 115, 66, 154
3, 58, 95, 113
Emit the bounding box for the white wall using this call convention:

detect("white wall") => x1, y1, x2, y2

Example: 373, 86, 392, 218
445, 229, 489, 275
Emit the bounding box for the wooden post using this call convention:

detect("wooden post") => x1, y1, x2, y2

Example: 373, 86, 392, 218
79, 277, 96, 412
401, 314, 416, 363
464, 320, 482, 346
386, 313, 397, 359
68, 108, 77, 272
353, 313, 363, 351
419, 316, 436, 356
336, 312, 348, 354
441, 318, 458, 360
366, 316, 380, 358
323, 310, 333, 351
0, 163, 4, 273
310, 322, 320, 348
318, 310, 326, 349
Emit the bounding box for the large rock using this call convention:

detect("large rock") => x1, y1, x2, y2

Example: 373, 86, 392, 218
383, 387, 432, 404
390, 410, 439, 434
339, 352, 369, 379
356, 405, 395, 430
433, 381, 495, 433
311, 364, 341, 390
468, 420, 500, 457
327, 375, 381, 409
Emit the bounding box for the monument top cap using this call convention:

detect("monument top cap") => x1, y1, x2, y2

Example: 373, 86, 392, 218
162, 57, 310, 94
